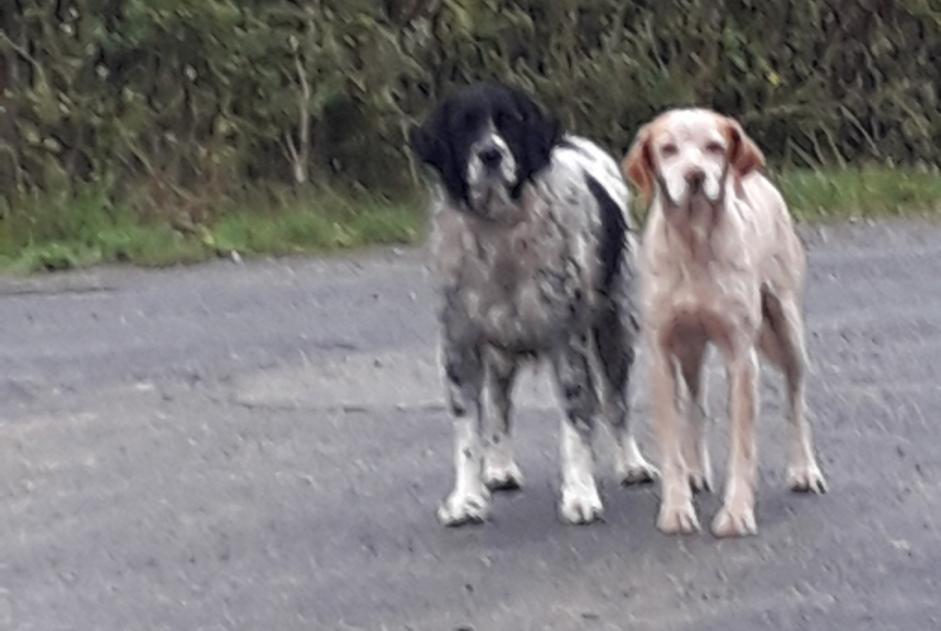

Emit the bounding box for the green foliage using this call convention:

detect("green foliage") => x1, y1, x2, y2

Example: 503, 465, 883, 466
211, 188, 423, 255
0, 0, 424, 207
0, 0, 938, 256
774, 166, 941, 221
0, 184, 424, 272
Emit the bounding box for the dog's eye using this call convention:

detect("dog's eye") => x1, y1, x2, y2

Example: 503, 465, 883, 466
660, 143, 678, 157
705, 141, 725, 155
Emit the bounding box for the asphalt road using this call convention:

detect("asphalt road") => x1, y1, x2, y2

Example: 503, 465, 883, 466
1, 220, 940, 631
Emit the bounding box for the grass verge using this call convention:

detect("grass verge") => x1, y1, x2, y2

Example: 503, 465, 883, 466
0, 187, 426, 273
0, 167, 938, 273
773, 166, 941, 222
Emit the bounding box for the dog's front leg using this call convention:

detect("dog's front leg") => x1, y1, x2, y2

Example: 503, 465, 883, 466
481, 348, 523, 491
553, 335, 603, 524
712, 347, 760, 537
677, 339, 713, 493
652, 346, 700, 534
437, 335, 490, 527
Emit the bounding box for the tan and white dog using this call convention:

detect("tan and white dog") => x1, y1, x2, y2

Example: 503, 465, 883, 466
623, 109, 827, 538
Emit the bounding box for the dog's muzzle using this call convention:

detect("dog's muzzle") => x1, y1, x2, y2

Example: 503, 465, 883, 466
662, 167, 723, 207
686, 168, 706, 193
477, 146, 504, 173
467, 133, 516, 188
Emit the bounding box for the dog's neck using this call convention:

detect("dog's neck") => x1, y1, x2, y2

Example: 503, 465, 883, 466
460, 182, 530, 228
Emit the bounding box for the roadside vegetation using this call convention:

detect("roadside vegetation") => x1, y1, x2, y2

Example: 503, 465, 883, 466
0, 187, 425, 272
3, 166, 938, 273
1, 1, 938, 272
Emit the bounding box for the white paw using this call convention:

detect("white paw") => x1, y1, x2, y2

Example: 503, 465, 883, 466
657, 501, 700, 535
559, 484, 603, 525
483, 461, 524, 491
617, 459, 659, 486
437, 490, 491, 527
615, 438, 659, 486
787, 463, 827, 494
711, 503, 758, 538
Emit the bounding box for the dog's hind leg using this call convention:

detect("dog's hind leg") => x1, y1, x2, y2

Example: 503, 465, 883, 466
553, 334, 604, 524
437, 333, 491, 527
759, 290, 827, 494
481, 348, 524, 491
592, 301, 658, 486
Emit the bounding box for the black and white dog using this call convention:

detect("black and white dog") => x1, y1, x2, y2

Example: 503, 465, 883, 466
409, 83, 656, 526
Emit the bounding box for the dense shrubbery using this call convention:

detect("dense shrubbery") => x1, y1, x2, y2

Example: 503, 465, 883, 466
1, 0, 938, 218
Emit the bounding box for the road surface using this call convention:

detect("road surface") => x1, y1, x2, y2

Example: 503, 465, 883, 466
1, 220, 939, 630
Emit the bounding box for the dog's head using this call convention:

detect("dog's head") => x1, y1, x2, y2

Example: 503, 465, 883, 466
622, 109, 764, 208
409, 82, 561, 219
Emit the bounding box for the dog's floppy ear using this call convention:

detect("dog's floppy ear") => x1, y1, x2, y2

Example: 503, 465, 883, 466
622, 124, 654, 203
409, 105, 466, 203
724, 116, 765, 177
511, 87, 561, 185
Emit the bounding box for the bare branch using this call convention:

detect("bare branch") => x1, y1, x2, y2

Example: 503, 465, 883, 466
283, 130, 299, 162
0, 29, 48, 88
287, 23, 313, 185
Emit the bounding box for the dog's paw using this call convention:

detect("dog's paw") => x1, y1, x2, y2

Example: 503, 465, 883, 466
688, 470, 713, 494
711, 503, 758, 538
617, 460, 659, 486
437, 490, 490, 527
615, 439, 659, 486
657, 501, 700, 535
559, 485, 603, 525
787, 464, 827, 494
483, 461, 524, 491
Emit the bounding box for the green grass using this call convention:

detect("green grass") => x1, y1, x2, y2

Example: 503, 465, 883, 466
0, 187, 425, 273
0, 166, 938, 273
773, 166, 941, 221
212, 191, 422, 256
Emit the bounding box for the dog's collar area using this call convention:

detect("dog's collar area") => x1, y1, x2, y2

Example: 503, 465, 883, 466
458, 201, 526, 228
457, 181, 534, 226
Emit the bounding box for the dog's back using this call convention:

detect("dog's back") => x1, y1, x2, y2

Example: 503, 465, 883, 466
737, 172, 806, 291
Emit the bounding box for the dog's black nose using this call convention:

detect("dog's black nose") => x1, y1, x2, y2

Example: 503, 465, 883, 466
478, 147, 503, 170
685, 169, 705, 190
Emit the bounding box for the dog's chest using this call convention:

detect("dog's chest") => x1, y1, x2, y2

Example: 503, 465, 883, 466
434, 207, 591, 349
645, 252, 762, 337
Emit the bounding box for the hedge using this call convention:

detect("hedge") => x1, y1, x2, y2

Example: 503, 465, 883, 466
1, 0, 938, 216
